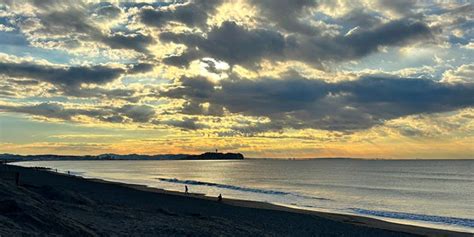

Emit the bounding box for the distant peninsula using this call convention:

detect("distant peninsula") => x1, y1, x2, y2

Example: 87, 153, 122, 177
185, 152, 244, 160
0, 152, 244, 163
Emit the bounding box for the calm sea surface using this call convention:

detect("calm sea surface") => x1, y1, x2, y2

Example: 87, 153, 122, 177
15, 159, 474, 233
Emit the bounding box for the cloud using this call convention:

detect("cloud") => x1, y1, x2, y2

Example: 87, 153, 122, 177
287, 18, 433, 65
138, 0, 223, 28
0, 61, 124, 89
0, 103, 156, 124
162, 48, 202, 68
7, 79, 40, 86
92, 2, 122, 19
0, 58, 152, 100
161, 18, 433, 68
161, 73, 474, 132
160, 21, 286, 67
0, 101, 215, 130
181, 101, 224, 116
424, 3, 474, 47
0, 103, 103, 121
116, 104, 155, 123
161, 117, 208, 130
101, 32, 155, 53
5, 0, 154, 54
250, 0, 317, 35
127, 63, 154, 74
375, 0, 416, 16
64, 87, 139, 102
441, 64, 474, 83
336, 8, 384, 31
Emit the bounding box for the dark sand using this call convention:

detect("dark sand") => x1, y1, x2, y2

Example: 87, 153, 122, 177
0, 164, 470, 237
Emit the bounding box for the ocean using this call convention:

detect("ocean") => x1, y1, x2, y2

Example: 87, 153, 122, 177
14, 159, 474, 233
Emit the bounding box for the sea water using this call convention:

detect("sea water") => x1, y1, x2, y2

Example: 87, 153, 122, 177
14, 159, 474, 233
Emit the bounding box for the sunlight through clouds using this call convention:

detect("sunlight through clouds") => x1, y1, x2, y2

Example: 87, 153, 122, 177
0, 0, 473, 158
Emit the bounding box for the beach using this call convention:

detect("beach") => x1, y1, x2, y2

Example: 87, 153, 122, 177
0, 164, 470, 237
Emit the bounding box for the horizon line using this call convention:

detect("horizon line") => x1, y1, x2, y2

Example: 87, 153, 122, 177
2, 153, 473, 161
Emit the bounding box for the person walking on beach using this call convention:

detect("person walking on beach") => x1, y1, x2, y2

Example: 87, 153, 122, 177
217, 194, 222, 202
185, 185, 188, 194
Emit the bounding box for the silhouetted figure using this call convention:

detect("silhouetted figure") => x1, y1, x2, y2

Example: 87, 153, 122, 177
185, 185, 188, 194
217, 194, 222, 202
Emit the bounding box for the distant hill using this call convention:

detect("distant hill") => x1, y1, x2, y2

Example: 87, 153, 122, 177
184, 152, 244, 160
0, 152, 244, 163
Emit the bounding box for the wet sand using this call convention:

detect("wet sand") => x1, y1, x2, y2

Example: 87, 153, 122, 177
0, 164, 470, 236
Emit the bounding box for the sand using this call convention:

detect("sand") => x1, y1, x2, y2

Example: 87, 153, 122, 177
0, 164, 470, 237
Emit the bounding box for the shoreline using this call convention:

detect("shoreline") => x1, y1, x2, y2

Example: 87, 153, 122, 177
2, 164, 471, 236
88, 176, 473, 237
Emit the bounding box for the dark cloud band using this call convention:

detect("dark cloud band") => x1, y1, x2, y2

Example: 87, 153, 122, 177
161, 19, 433, 68
0, 62, 124, 87
162, 74, 474, 132
0, 103, 156, 124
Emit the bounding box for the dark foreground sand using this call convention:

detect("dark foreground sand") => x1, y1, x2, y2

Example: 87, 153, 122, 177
0, 164, 470, 237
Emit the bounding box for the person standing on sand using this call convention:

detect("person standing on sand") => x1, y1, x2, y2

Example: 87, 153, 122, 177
185, 185, 188, 194
217, 194, 222, 202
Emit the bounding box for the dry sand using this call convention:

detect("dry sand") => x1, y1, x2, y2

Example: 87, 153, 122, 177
0, 164, 470, 237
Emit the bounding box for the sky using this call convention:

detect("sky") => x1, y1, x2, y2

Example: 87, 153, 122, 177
0, 0, 473, 158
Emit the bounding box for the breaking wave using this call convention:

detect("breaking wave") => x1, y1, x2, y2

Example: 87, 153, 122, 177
351, 208, 474, 228
157, 177, 330, 201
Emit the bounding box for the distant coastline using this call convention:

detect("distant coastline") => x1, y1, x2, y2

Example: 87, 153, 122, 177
0, 152, 245, 163
2, 153, 473, 163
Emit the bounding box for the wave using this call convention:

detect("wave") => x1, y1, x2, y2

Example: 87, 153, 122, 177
158, 177, 291, 195
370, 170, 473, 179
68, 171, 85, 176
157, 177, 330, 201
351, 208, 474, 228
